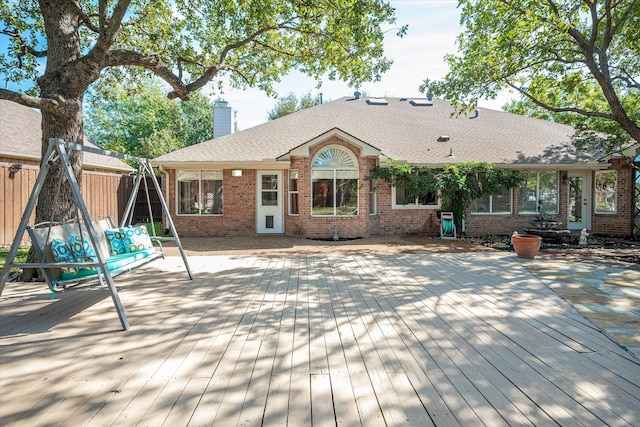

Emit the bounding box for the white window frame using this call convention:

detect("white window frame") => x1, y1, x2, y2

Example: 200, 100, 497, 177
311, 146, 359, 217
368, 178, 377, 216
176, 170, 223, 216
594, 170, 618, 214
288, 169, 299, 216
391, 186, 441, 209
517, 171, 559, 214
471, 189, 513, 215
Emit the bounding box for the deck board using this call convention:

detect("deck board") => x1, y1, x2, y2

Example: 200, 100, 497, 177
1, 252, 639, 426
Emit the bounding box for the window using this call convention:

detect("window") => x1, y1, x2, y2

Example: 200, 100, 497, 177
517, 171, 558, 214
392, 185, 439, 208
177, 170, 222, 215
311, 146, 358, 216
368, 179, 377, 215
261, 174, 278, 206
595, 170, 617, 213
289, 170, 299, 215
471, 188, 512, 214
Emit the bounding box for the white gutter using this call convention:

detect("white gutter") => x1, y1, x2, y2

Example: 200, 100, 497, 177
152, 160, 291, 170
378, 159, 609, 171
0, 149, 134, 173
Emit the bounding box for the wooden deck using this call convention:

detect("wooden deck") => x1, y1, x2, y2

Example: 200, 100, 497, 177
1, 252, 639, 426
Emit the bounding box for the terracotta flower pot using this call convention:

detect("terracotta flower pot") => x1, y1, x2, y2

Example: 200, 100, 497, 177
512, 234, 542, 259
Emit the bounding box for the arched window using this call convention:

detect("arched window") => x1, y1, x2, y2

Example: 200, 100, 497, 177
311, 146, 359, 216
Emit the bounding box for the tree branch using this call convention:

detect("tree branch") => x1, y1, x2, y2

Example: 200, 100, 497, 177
89, 0, 131, 61
103, 49, 190, 99
70, 0, 100, 33
99, 0, 109, 30
225, 66, 254, 86
505, 81, 618, 120
167, 20, 298, 99
0, 28, 48, 66
614, 69, 640, 89
0, 89, 70, 115
611, 0, 638, 30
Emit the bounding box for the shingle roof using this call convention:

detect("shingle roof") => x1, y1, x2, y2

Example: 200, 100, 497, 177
0, 99, 132, 172
154, 96, 595, 166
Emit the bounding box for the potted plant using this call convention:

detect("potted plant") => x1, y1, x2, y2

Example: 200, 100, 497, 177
511, 232, 542, 259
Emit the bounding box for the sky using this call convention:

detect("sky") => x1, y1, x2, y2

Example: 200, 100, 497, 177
219, 0, 515, 130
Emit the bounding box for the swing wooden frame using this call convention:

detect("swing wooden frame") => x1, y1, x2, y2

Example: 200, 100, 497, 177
0, 138, 193, 330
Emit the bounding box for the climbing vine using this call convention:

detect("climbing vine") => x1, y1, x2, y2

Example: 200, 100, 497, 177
370, 161, 525, 230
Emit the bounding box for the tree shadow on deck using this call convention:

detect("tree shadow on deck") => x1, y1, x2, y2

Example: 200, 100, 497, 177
1, 253, 639, 426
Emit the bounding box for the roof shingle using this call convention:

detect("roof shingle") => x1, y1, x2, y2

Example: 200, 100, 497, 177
153, 96, 594, 166
0, 99, 132, 172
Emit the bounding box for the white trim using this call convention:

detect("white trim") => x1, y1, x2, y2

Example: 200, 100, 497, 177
256, 171, 284, 233
311, 145, 358, 168
567, 171, 592, 230
594, 170, 618, 214
288, 169, 300, 216
175, 169, 224, 216
391, 187, 441, 210
517, 171, 560, 215
310, 168, 359, 217
153, 160, 289, 170
380, 161, 610, 171
470, 189, 513, 215
278, 128, 381, 160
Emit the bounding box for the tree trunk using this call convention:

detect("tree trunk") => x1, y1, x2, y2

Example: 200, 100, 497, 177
22, 1, 86, 281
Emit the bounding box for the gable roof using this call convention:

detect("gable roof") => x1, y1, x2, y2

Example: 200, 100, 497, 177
153, 96, 599, 168
279, 127, 382, 160
0, 99, 132, 172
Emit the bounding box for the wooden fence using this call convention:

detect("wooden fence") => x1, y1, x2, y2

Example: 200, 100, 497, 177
132, 176, 163, 223
0, 161, 134, 246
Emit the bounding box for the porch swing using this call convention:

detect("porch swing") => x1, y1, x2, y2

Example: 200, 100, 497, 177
0, 138, 193, 330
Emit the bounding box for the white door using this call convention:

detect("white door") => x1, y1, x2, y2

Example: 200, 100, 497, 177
256, 171, 283, 233
567, 172, 592, 230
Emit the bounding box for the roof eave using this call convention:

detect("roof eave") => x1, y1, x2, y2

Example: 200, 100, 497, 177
0, 149, 134, 172
378, 161, 609, 171
277, 127, 381, 160
152, 159, 291, 170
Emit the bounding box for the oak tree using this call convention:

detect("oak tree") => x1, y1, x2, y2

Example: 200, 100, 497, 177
423, 0, 640, 162
1, 0, 401, 227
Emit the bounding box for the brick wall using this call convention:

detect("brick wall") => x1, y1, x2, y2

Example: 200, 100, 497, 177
591, 158, 635, 235
285, 137, 371, 239
162, 145, 637, 238
165, 169, 257, 237
464, 162, 636, 236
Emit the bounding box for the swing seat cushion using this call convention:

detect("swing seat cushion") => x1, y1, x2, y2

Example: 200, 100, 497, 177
58, 248, 158, 281
105, 228, 128, 255
105, 226, 153, 254
51, 236, 98, 275
33, 219, 161, 284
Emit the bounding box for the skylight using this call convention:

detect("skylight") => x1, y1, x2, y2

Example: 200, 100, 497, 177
367, 98, 388, 105
410, 99, 433, 106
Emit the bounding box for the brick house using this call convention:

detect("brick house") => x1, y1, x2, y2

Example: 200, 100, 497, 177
153, 96, 639, 239
0, 100, 134, 245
